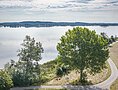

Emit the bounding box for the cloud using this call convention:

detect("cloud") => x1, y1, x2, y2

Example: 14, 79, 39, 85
68, 0, 94, 4
0, 0, 118, 12
0, 0, 64, 8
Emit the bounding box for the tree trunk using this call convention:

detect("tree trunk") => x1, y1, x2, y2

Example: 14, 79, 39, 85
79, 69, 83, 84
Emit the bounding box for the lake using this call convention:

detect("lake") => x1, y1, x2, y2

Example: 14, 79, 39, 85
0, 26, 118, 68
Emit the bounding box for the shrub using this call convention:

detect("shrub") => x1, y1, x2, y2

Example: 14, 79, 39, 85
56, 67, 64, 77
0, 70, 13, 90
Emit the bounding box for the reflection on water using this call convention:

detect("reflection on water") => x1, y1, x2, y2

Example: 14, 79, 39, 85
0, 26, 118, 68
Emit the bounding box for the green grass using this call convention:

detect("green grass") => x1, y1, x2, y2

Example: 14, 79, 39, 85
110, 78, 118, 90
40, 60, 58, 84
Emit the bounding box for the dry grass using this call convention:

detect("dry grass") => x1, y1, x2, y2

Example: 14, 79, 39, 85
46, 62, 111, 85
110, 78, 118, 90
109, 42, 118, 68
109, 42, 118, 90
46, 70, 80, 85
87, 61, 111, 84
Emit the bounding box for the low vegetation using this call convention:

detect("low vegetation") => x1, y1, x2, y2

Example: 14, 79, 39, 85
44, 61, 111, 85
0, 70, 13, 90
40, 60, 58, 84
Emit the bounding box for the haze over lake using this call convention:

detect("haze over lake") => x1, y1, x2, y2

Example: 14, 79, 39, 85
0, 26, 118, 68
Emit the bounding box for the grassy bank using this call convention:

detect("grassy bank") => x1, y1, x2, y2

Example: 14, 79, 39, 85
42, 61, 111, 85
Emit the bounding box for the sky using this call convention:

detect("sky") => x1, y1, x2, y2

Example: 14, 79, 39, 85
0, 0, 118, 22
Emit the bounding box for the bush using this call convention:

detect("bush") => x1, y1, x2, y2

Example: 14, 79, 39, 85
56, 66, 69, 77
11, 69, 41, 87
0, 70, 13, 90
56, 67, 64, 77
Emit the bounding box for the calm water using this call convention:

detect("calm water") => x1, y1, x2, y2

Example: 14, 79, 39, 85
0, 26, 118, 68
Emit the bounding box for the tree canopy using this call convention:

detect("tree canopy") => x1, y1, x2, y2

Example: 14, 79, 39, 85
57, 27, 109, 84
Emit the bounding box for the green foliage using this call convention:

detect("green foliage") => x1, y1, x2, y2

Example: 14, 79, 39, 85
5, 35, 43, 87
0, 70, 13, 90
56, 67, 64, 77
40, 60, 58, 83
101, 32, 117, 44
57, 27, 109, 84
111, 36, 116, 42
18, 35, 44, 62
40, 57, 70, 80
100, 32, 109, 44
56, 65, 69, 77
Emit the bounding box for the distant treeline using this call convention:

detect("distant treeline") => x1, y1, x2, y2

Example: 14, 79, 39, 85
0, 21, 118, 28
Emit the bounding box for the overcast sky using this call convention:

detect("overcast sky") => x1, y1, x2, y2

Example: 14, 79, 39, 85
0, 0, 118, 22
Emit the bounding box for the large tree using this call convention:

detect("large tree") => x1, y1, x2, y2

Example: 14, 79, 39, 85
57, 27, 109, 84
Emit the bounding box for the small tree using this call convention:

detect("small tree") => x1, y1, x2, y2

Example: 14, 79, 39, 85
17, 35, 43, 76
0, 70, 13, 90
5, 35, 44, 86
57, 27, 109, 84
111, 35, 116, 42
